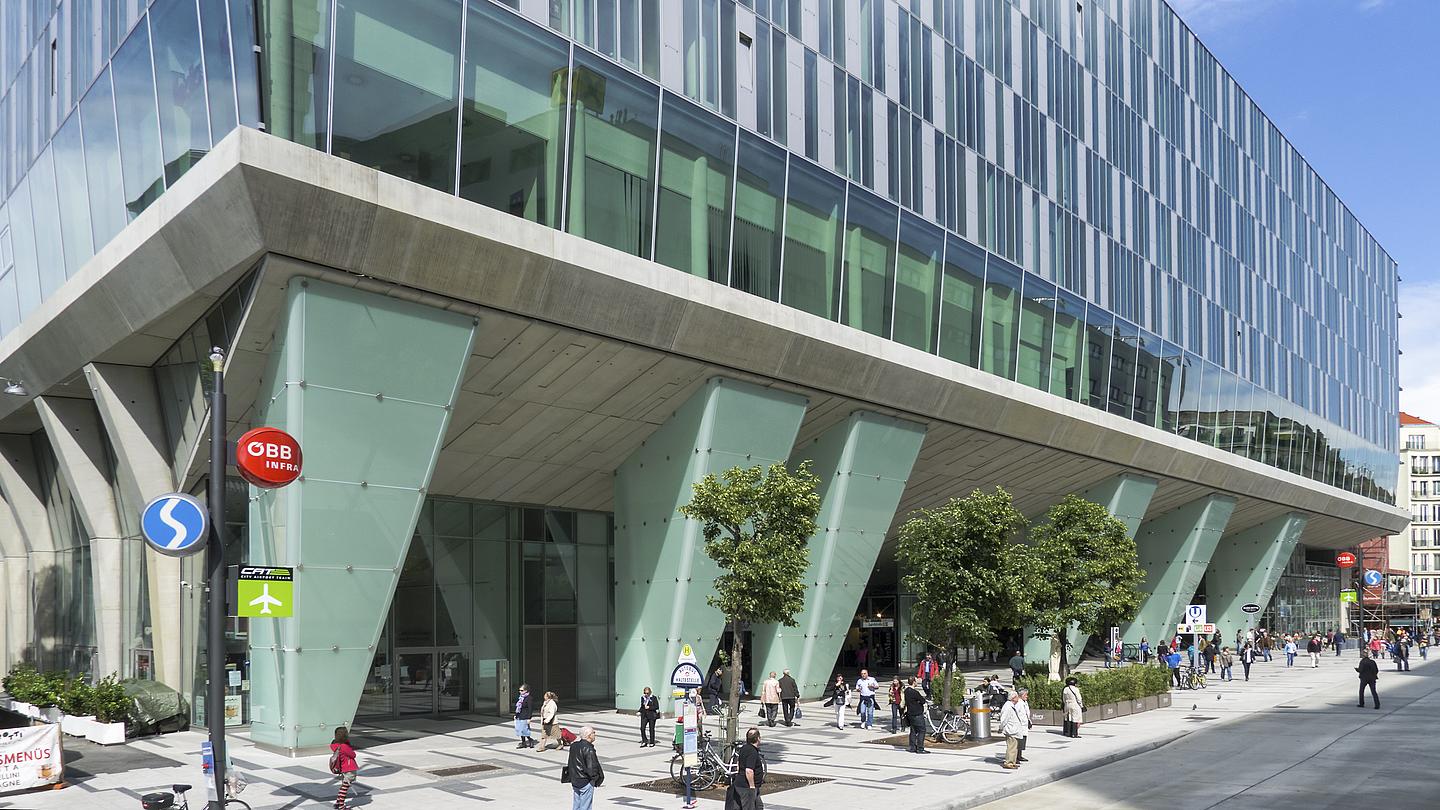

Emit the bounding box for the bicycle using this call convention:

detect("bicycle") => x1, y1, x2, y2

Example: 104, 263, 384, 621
1183, 666, 1208, 690
140, 783, 251, 810
669, 731, 737, 792
924, 705, 971, 743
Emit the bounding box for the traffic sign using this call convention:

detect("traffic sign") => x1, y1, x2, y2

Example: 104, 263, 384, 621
235, 427, 303, 488
677, 643, 698, 665
1185, 604, 1207, 625
1336, 551, 1356, 568
1202, 623, 1216, 634
1340, 590, 1358, 603
141, 493, 208, 557
234, 567, 294, 617
1240, 603, 1261, 614
670, 662, 704, 688
1362, 569, 1383, 587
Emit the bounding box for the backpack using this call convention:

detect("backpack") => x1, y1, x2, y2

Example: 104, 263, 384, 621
329, 746, 343, 775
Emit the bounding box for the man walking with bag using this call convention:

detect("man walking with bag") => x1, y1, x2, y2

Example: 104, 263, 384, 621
778, 669, 800, 726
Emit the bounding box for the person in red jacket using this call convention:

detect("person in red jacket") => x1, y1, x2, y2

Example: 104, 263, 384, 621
916, 653, 938, 695
330, 726, 359, 808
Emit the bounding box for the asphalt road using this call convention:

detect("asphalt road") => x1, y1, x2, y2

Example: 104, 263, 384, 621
973, 655, 1439, 810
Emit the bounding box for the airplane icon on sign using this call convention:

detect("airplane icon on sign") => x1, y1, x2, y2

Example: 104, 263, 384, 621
248, 584, 284, 615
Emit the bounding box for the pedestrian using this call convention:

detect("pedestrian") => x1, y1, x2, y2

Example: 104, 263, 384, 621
1261, 630, 1273, 662
855, 668, 879, 730
537, 691, 561, 751
1203, 640, 1218, 674
1166, 647, 1183, 687
1218, 647, 1233, 681
778, 669, 800, 726
1240, 643, 1255, 681
1306, 635, 1322, 668
1187, 640, 1197, 670
760, 671, 781, 727
639, 686, 660, 747
1139, 636, 1151, 665
565, 726, 604, 809
704, 667, 724, 714
725, 727, 766, 810
1355, 650, 1380, 709
1062, 677, 1083, 738
329, 726, 358, 809
1015, 687, 1032, 762
888, 675, 903, 733
1394, 635, 1410, 672
1334, 629, 1346, 656
514, 683, 536, 749
917, 653, 938, 695
999, 692, 1024, 769
825, 674, 849, 729
1369, 634, 1383, 659
902, 677, 928, 753
1283, 636, 1297, 667
1009, 649, 1025, 680
1419, 635, 1429, 660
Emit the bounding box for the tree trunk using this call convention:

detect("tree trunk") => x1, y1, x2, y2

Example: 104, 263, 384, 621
941, 631, 956, 710
726, 617, 742, 750
1057, 627, 1071, 678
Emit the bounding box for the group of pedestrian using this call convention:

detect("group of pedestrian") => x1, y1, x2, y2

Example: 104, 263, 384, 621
757, 669, 802, 727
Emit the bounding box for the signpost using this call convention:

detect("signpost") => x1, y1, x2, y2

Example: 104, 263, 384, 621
1340, 590, 1358, 603
234, 427, 304, 488
140, 493, 208, 557
1363, 570, 1383, 587
233, 567, 295, 618
1336, 551, 1357, 568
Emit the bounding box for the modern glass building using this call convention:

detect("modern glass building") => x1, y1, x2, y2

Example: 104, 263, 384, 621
0, 0, 1406, 753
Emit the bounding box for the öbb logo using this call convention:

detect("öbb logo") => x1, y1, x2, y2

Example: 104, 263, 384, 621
235, 427, 304, 488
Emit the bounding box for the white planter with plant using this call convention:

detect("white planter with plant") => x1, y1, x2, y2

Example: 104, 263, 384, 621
84, 675, 130, 746
40, 705, 63, 723
61, 713, 96, 737
88, 720, 126, 744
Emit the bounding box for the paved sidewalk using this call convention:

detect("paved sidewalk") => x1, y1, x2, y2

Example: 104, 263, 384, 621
4, 649, 1427, 810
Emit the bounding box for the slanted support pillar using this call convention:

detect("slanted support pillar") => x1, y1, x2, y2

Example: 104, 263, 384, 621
1025, 473, 1158, 667
1119, 494, 1237, 648
247, 279, 475, 753
0, 496, 29, 670
86, 363, 185, 691
750, 411, 926, 696
612, 378, 808, 711
0, 436, 54, 668
1207, 513, 1308, 638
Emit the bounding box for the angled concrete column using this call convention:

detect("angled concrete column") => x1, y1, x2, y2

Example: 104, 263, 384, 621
750, 411, 926, 695
85, 363, 185, 690
613, 378, 808, 710
35, 398, 127, 679
0, 436, 53, 667
0, 496, 28, 669
1025, 473, 1158, 666
1119, 494, 1237, 647
1207, 513, 1308, 638
247, 279, 474, 753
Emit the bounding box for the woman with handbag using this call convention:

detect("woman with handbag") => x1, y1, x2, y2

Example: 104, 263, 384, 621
825, 674, 850, 730
1062, 677, 1084, 738
537, 691, 560, 751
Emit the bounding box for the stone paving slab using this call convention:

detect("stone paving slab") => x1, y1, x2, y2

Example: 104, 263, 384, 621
2, 650, 1427, 810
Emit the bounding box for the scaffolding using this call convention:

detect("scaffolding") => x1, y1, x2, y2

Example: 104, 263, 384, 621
1357, 537, 1420, 632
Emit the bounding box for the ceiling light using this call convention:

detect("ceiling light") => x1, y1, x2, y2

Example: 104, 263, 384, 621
2, 378, 27, 396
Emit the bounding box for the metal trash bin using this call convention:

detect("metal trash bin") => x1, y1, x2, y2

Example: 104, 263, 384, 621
968, 693, 991, 740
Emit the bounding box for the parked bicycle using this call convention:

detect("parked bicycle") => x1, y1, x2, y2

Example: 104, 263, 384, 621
1182, 665, 1208, 690
924, 705, 971, 743
141, 783, 250, 810
669, 731, 737, 791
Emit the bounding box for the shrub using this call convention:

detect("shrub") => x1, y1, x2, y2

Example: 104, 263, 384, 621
59, 678, 96, 716
36, 671, 70, 708
1022, 662, 1049, 678
2, 663, 42, 703
932, 669, 967, 709
1015, 675, 1063, 710
1017, 665, 1171, 711
91, 674, 133, 724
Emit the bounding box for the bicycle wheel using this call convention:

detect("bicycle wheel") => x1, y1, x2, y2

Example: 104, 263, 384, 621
693, 757, 720, 791
670, 753, 685, 784
940, 717, 965, 744
223, 800, 252, 810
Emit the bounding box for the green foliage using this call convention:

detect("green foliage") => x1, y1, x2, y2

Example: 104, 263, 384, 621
36, 671, 69, 708
1016, 666, 1171, 710
679, 461, 822, 628
91, 674, 132, 724
1017, 495, 1147, 676
58, 677, 95, 716
896, 488, 1028, 709
2, 663, 42, 703
1022, 662, 1050, 678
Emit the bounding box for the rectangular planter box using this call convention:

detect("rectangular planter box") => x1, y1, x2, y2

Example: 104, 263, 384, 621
1113, 701, 1131, 717
41, 706, 63, 723
61, 714, 96, 737
1029, 708, 1059, 726
1099, 702, 1119, 720
1141, 695, 1159, 712
1156, 692, 1172, 708
87, 721, 126, 745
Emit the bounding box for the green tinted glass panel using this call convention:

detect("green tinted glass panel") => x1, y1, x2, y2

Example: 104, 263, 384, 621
460, 3, 569, 227
939, 235, 982, 367
1133, 331, 1163, 428
730, 132, 785, 300
980, 255, 1021, 379
566, 51, 659, 257
781, 158, 845, 319
1108, 317, 1140, 419
1049, 289, 1086, 401
260, 0, 330, 148
842, 187, 896, 338
332, 0, 461, 192
655, 94, 735, 282
1082, 304, 1113, 409
894, 214, 941, 351
1016, 273, 1055, 390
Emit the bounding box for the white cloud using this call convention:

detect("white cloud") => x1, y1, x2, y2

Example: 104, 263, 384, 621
1399, 281, 1440, 421
1167, 0, 1288, 32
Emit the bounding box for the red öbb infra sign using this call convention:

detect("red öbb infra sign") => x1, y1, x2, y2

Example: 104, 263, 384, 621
1336, 551, 1357, 568
235, 427, 303, 488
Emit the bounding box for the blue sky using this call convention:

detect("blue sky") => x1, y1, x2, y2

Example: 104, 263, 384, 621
1170, 0, 1440, 418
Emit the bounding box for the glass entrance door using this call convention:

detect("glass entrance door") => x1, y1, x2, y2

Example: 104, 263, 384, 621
437, 649, 472, 713
396, 650, 436, 715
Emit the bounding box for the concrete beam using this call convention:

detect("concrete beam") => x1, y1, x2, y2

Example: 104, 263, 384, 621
34, 397, 126, 679
85, 363, 185, 690
1121, 494, 1238, 648
1207, 513, 1309, 638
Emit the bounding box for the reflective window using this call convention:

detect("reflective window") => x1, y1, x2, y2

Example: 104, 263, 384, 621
980, 255, 1022, 380
566, 51, 659, 258
1016, 273, 1056, 390
1082, 303, 1114, 409
1049, 288, 1087, 401
53, 113, 94, 278
7, 180, 40, 315
229, 0, 263, 127
730, 132, 785, 301
261, 0, 330, 149
1108, 317, 1140, 419
893, 214, 942, 352
153, 0, 212, 184
459, 3, 569, 227
938, 234, 983, 368
843, 187, 897, 338
332, 0, 461, 192
113, 20, 166, 219
655, 93, 736, 282
781, 158, 845, 320
30, 147, 66, 298
80, 68, 127, 249
199, 0, 239, 139
1133, 330, 1164, 429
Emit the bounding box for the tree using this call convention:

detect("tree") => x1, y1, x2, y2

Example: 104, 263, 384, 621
895, 488, 1029, 710
678, 461, 822, 747
1019, 495, 1147, 677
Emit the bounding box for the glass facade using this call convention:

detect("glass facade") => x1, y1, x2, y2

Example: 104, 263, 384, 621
0, 0, 1399, 502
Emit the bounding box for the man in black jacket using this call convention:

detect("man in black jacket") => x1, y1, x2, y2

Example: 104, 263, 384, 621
725, 727, 766, 810
902, 678, 928, 754
639, 687, 660, 746
1356, 650, 1380, 709
778, 669, 800, 726
566, 726, 604, 809
704, 668, 724, 714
